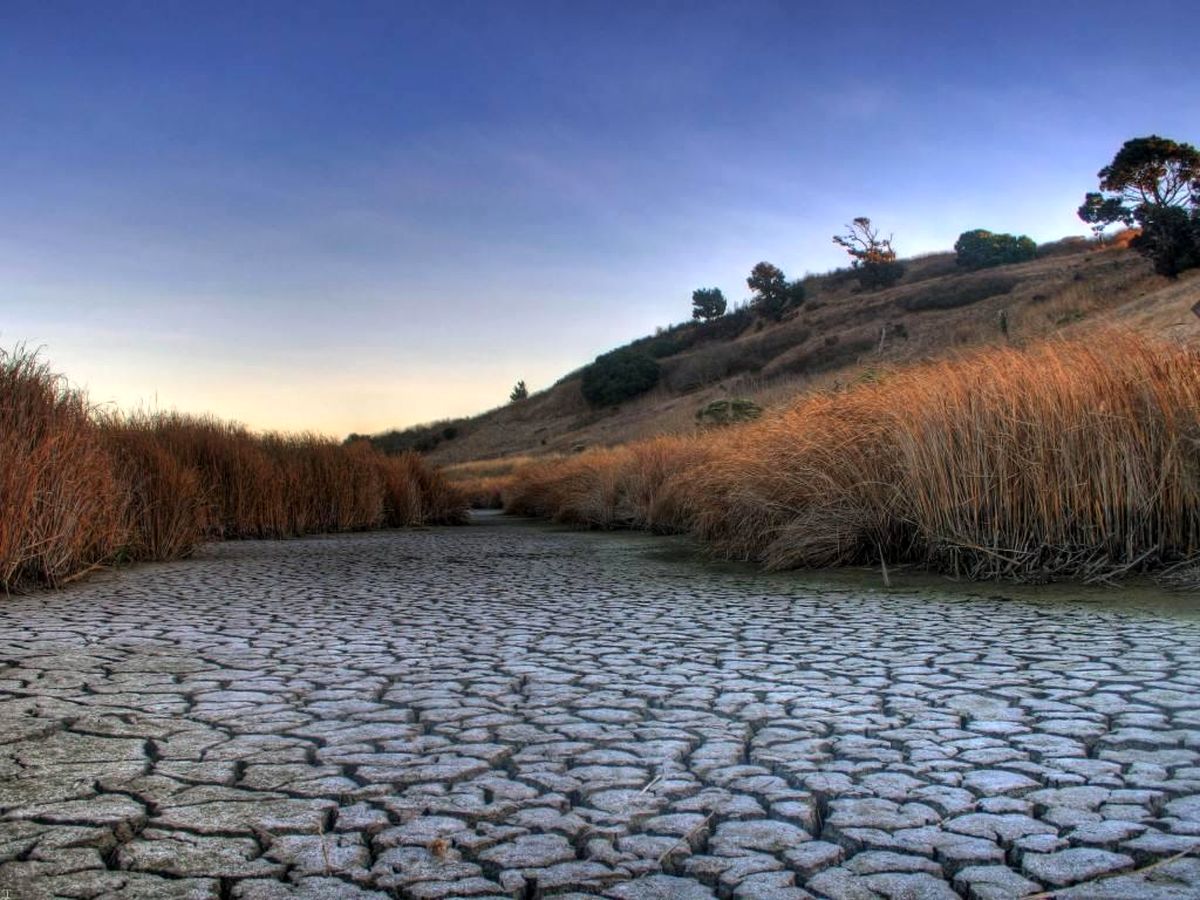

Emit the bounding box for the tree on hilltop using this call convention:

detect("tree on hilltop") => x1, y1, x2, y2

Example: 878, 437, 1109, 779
833, 217, 905, 289
1078, 135, 1200, 277
954, 229, 1038, 269
747, 262, 805, 321
691, 287, 727, 321
509, 380, 528, 402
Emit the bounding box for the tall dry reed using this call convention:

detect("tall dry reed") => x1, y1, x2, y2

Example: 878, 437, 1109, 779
506, 435, 710, 532
507, 332, 1200, 582
0, 350, 468, 592
0, 348, 126, 590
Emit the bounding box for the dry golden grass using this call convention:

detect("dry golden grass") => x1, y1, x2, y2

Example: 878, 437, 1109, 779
442, 455, 549, 509
506, 332, 1200, 582
0, 349, 126, 589
506, 435, 711, 532
426, 242, 1192, 467
0, 348, 467, 592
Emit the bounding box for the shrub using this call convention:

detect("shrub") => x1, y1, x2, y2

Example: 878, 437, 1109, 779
580, 348, 661, 407
954, 229, 1038, 269
693, 306, 754, 342
354, 418, 467, 454
696, 399, 762, 428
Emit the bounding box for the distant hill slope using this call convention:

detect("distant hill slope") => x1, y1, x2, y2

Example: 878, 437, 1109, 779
359, 238, 1200, 466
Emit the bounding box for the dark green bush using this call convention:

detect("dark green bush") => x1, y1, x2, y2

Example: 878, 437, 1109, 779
1130, 205, 1200, 277
955, 229, 1038, 269
696, 399, 762, 428
347, 418, 466, 454
581, 348, 661, 407
855, 259, 906, 290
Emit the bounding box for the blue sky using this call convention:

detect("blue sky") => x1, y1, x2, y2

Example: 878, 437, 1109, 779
1, 1, 1195, 434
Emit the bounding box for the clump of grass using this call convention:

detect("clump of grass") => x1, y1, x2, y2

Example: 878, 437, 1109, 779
506, 436, 709, 533
102, 419, 209, 561
0, 347, 126, 590
443, 455, 547, 510
507, 332, 1200, 583
0, 349, 468, 592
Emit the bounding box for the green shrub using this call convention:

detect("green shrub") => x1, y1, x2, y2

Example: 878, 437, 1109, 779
855, 259, 906, 290
581, 348, 661, 406
955, 229, 1038, 269
349, 418, 466, 454
696, 399, 763, 428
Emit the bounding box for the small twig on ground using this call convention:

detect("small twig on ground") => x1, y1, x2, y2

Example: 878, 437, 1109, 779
316, 817, 332, 877
656, 811, 715, 866
61, 562, 108, 586
640, 771, 665, 795
1021, 843, 1199, 899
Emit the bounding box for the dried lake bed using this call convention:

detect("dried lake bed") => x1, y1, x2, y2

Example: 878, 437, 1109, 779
2, 512, 1199, 898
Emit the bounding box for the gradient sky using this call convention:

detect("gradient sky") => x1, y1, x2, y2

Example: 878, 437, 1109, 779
2, 1, 1195, 436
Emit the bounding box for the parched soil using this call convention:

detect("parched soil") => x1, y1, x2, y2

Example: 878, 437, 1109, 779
2, 513, 1199, 898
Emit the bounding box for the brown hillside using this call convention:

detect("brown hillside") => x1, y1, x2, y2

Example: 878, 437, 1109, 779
415, 239, 1200, 467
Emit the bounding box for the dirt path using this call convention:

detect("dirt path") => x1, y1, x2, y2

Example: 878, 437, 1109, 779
2, 513, 1199, 898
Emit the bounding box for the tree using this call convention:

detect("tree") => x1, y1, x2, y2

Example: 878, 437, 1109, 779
747, 262, 805, 321
691, 287, 727, 321
954, 229, 1038, 269
509, 380, 528, 402
833, 217, 905, 289
1078, 135, 1200, 277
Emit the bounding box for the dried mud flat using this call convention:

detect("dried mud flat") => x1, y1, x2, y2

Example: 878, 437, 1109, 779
2, 513, 1199, 899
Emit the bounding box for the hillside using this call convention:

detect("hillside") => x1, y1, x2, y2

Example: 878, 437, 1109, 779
361, 236, 1200, 467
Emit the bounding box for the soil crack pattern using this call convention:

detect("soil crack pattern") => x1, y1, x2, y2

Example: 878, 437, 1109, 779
2, 514, 1199, 898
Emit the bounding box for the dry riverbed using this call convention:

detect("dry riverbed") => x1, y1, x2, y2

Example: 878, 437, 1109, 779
2, 512, 1199, 898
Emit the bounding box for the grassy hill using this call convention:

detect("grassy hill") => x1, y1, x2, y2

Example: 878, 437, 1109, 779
358, 234, 1200, 468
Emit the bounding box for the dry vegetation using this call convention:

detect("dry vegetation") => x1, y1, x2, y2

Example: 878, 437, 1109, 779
0, 348, 467, 593
504, 332, 1200, 583
441, 456, 547, 509
420, 239, 1197, 464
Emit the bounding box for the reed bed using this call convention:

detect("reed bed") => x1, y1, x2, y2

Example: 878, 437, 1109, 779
0, 351, 126, 590
0, 348, 467, 593
443, 455, 551, 510
505, 332, 1200, 582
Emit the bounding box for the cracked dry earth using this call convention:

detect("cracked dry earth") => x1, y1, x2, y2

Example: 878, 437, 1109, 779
2, 514, 1200, 900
